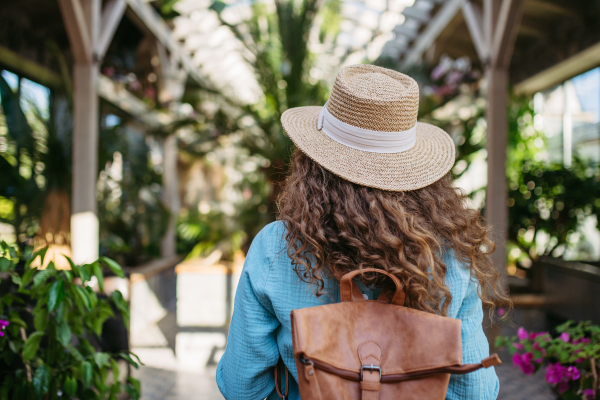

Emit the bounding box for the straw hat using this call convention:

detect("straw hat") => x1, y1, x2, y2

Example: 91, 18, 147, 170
281, 64, 455, 191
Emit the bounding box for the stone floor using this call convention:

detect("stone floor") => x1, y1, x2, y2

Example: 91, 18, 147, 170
132, 365, 222, 400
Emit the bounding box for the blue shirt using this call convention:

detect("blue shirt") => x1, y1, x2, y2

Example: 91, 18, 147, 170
217, 221, 499, 399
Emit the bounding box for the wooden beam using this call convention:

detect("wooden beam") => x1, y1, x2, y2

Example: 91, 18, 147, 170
98, 74, 173, 127
491, 0, 524, 68
524, 0, 575, 17
483, 0, 501, 50
514, 41, 600, 95
0, 46, 62, 88
57, 0, 93, 63
123, 0, 207, 87
97, 0, 127, 59
402, 0, 466, 69
462, 1, 489, 62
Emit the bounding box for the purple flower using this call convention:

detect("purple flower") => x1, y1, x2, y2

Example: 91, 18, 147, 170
529, 331, 550, 340
517, 327, 529, 340
545, 363, 566, 385
512, 343, 524, 350
573, 337, 591, 344
559, 332, 570, 342
0, 319, 8, 337
513, 352, 535, 375
583, 389, 595, 400
565, 366, 580, 380
545, 363, 581, 394
497, 308, 505, 317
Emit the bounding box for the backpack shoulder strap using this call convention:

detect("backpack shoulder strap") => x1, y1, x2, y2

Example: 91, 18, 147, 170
274, 356, 289, 400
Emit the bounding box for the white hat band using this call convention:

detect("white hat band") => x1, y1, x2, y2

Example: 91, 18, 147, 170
317, 102, 417, 154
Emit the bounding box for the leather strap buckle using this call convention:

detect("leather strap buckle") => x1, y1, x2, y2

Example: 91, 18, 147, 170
360, 364, 382, 381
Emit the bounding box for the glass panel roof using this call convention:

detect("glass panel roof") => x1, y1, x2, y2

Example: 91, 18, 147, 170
171, 0, 421, 104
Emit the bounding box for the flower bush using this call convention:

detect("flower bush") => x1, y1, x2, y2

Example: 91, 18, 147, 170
0, 242, 141, 399
496, 321, 600, 399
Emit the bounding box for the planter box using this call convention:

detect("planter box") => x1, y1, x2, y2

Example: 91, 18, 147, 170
541, 256, 600, 324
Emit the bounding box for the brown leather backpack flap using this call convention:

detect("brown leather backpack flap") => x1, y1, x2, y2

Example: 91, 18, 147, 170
291, 301, 462, 376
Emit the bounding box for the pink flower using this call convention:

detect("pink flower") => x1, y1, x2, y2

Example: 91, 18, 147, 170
565, 366, 580, 380
559, 332, 570, 342
513, 352, 535, 375
529, 331, 550, 340
497, 308, 505, 317
545, 363, 566, 385
583, 389, 595, 400
0, 319, 8, 337
517, 327, 529, 340
545, 363, 580, 394
512, 343, 524, 350
573, 338, 591, 344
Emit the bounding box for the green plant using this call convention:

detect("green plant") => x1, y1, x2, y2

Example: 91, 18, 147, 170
0, 243, 141, 399
97, 123, 169, 266
496, 321, 600, 399
386, 55, 600, 269
174, 0, 339, 253
506, 97, 600, 267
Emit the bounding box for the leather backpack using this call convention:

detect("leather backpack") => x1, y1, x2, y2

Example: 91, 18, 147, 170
275, 268, 501, 400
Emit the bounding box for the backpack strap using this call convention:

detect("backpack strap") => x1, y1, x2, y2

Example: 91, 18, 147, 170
274, 357, 289, 400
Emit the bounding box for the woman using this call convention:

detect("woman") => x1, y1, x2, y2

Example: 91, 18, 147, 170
217, 64, 507, 399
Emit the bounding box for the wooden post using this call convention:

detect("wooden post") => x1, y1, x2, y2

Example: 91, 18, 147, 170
155, 41, 185, 259
58, 0, 125, 263
464, 0, 523, 281
160, 135, 180, 258
485, 65, 509, 280
71, 62, 100, 264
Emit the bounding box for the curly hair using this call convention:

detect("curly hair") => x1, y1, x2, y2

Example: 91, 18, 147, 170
277, 150, 509, 315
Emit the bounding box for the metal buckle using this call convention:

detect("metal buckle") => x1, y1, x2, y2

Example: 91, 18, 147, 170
300, 356, 314, 366
360, 364, 382, 381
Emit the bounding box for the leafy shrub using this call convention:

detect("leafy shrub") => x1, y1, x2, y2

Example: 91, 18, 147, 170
496, 321, 600, 399
0, 242, 141, 399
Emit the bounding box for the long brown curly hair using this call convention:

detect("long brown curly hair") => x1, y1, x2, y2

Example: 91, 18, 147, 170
277, 150, 509, 315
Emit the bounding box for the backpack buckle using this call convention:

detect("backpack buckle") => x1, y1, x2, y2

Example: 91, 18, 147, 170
360, 364, 382, 381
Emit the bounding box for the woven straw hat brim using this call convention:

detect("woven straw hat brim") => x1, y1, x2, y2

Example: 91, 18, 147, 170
281, 106, 456, 191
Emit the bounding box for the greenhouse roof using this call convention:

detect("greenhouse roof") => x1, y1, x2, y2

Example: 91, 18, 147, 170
170, 0, 417, 105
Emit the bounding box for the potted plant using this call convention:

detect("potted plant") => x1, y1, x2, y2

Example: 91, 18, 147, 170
496, 321, 600, 399
0, 242, 141, 399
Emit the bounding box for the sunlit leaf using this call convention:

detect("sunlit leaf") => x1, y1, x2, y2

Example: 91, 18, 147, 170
100, 257, 125, 278
94, 352, 109, 368
74, 285, 91, 310
33, 269, 53, 287
93, 262, 104, 292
